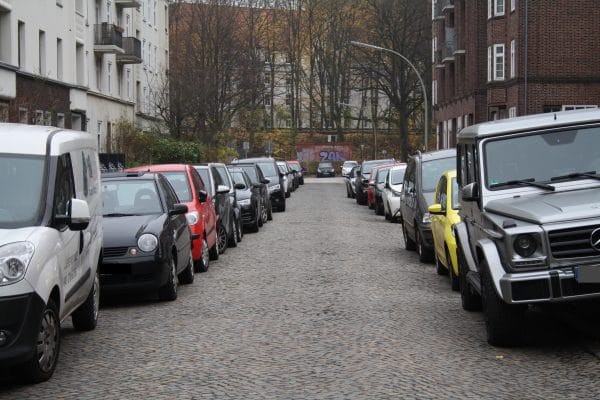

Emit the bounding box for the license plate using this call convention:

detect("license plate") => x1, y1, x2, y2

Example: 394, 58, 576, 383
574, 265, 600, 283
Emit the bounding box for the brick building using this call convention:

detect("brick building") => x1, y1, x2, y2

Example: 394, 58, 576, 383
432, 0, 600, 149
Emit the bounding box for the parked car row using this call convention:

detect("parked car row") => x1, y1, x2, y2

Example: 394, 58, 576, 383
348, 109, 600, 348
0, 122, 305, 384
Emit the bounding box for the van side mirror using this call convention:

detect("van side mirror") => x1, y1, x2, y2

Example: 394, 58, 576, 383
461, 182, 479, 202
61, 198, 90, 231
198, 190, 208, 203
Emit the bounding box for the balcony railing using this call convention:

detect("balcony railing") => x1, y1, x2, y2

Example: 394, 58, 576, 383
93, 23, 123, 53
117, 37, 142, 64
115, 0, 141, 8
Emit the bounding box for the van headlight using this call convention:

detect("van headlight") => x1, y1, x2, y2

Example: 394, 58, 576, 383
138, 234, 158, 253
0, 242, 35, 286
186, 211, 199, 226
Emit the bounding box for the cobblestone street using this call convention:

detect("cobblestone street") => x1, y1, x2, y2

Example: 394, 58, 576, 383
2, 178, 600, 399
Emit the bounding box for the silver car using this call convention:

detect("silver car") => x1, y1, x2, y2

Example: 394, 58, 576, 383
382, 163, 407, 222
341, 160, 358, 177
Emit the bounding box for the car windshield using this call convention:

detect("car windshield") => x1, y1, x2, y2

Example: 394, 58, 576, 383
257, 162, 277, 177
377, 168, 390, 184
215, 166, 231, 186
343, 161, 357, 167
422, 157, 456, 192
319, 162, 333, 168
390, 167, 406, 185
239, 166, 258, 183
231, 171, 246, 187
451, 178, 460, 209
102, 180, 162, 215
161, 172, 192, 202
485, 126, 600, 189
362, 159, 394, 175
0, 154, 45, 229
195, 168, 213, 193
277, 164, 287, 174
289, 163, 301, 172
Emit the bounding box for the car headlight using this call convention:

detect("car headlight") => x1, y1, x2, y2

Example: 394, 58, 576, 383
238, 199, 251, 206
513, 234, 537, 257
0, 242, 35, 286
138, 234, 158, 253
268, 184, 281, 192
186, 211, 199, 226
422, 212, 432, 224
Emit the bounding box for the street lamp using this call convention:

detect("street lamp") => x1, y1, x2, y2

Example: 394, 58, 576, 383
350, 41, 429, 152
338, 102, 377, 160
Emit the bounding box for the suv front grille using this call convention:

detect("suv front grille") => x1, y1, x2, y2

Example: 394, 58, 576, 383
548, 225, 600, 259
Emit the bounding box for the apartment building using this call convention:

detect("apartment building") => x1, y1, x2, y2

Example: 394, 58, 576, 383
0, 0, 169, 151
432, 0, 600, 149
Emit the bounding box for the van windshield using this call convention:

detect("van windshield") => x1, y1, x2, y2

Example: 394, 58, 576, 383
0, 154, 45, 229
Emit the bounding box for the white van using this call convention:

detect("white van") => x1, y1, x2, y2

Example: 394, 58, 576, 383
0, 123, 102, 383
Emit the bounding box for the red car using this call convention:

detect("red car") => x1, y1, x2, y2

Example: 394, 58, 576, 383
367, 163, 398, 210
126, 164, 219, 272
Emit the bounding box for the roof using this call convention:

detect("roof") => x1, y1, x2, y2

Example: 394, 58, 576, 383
0, 123, 96, 156
234, 157, 274, 163
126, 164, 188, 172
101, 171, 157, 180
414, 148, 456, 161
458, 109, 600, 140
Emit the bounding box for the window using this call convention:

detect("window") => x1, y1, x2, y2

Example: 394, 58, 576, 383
511, 0, 516, 12
0, 103, 8, 122
432, 37, 437, 62
488, 0, 505, 18
35, 110, 44, 125
510, 40, 515, 78
18, 21, 25, 68
285, 94, 291, 105
76, 42, 84, 85
44, 111, 52, 126
53, 154, 75, 222
264, 75, 270, 85
126, 69, 131, 99
57, 113, 65, 128
19, 108, 28, 123
508, 107, 517, 118
562, 105, 598, 111
96, 56, 102, 90
264, 95, 271, 106
0, 9, 10, 64
432, 80, 437, 105
493, 44, 505, 81
107, 62, 112, 94
38, 30, 46, 76
487, 46, 492, 82
117, 65, 122, 96
57, 38, 63, 80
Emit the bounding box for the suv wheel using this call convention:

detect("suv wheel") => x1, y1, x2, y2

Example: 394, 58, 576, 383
402, 221, 416, 251
195, 237, 210, 272
20, 299, 60, 383
480, 259, 526, 346
71, 268, 100, 331
458, 248, 481, 311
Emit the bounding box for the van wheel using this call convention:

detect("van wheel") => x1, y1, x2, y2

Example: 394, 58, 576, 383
458, 249, 481, 311
158, 257, 178, 301
195, 237, 210, 272
178, 250, 195, 284
402, 222, 416, 251
21, 299, 60, 383
72, 269, 100, 331
481, 259, 526, 346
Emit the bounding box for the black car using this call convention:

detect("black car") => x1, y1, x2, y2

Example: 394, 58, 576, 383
316, 161, 335, 177
100, 171, 194, 301
399, 149, 456, 262
233, 157, 286, 212
193, 164, 238, 254
355, 159, 395, 205
228, 167, 262, 232
232, 163, 272, 223
208, 162, 243, 246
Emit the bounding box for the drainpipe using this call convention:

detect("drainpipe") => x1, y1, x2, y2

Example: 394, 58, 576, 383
523, 0, 529, 115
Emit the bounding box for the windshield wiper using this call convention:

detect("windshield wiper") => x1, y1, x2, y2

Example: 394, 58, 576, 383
490, 178, 555, 191
550, 171, 600, 182
104, 213, 132, 217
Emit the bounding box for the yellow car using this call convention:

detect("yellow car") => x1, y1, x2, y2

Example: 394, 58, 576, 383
428, 169, 460, 291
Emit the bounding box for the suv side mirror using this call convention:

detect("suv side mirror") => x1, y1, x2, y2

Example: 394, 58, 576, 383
428, 203, 444, 215
198, 190, 208, 203
461, 182, 479, 202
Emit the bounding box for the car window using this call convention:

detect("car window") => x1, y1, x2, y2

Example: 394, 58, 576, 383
390, 167, 406, 185
239, 165, 258, 183
161, 171, 192, 202
231, 171, 247, 187
451, 177, 460, 209
102, 180, 162, 215
195, 168, 213, 194
215, 165, 232, 187
190, 168, 206, 193
436, 175, 448, 211
377, 168, 389, 184
257, 162, 277, 177
319, 162, 333, 168
54, 154, 75, 224
159, 175, 180, 208
0, 154, 45, 229
421, 157, 456, 192
211, 167, 223, 187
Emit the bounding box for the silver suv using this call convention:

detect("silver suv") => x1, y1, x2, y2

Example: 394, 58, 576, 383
455, 109, 600, 346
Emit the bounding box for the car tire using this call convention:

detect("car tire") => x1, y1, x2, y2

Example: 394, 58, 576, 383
384, 209, 391, 220
376, 201, 384, 216
447, 247, 460, 291
236, 218, 243, 242
71, 268, 100, 332
416, 227, 433, 263
208, 238, 219, 261
279, 195, 286, 212
227, 218, 237, 248
285, 190, 291, 198
458, 248, 482, 311
217, 222, 227, 254
158, 256, 178, 301
20, 298, 60, 383
250, 207, 260, 233
267, 201, 273, 221
435, 252, 448, 275
195, 237, 210, 272
258, 204, 265, 227
402, 221, 416, 251
481, 259, 526, 346
178, 250, 195, 284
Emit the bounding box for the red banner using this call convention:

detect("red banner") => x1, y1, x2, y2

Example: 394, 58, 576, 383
296, 144, 353, 162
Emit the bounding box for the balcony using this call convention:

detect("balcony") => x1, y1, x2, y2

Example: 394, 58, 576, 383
117, 37, 142, 64
93, 23, 124, 54
442, 27, 457, 62
115, 0, 141, 8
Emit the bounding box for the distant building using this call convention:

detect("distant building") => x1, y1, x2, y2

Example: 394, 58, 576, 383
0, 0, 169, 151
432, 0, 600, 149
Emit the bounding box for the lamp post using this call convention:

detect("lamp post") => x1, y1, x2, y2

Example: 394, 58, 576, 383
338, 101, 377, 160
350, 41, 429, 152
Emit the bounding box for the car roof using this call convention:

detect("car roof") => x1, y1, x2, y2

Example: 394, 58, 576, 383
0, 123, 97, 156
193, 164, 208, 170
414, 148, 456, 161
102, 171, 158, 180
458, 109, 600, 140
234, 157, 275, 163
126, 164, 188, 172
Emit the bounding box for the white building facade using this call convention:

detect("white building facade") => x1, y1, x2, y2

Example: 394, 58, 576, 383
0, 0, 169, 152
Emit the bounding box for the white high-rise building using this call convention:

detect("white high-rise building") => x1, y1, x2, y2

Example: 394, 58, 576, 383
0, 0, 169, 152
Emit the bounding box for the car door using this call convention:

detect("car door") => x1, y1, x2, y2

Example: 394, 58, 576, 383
190, 167, 216, 242
401, 159, 417, 237
210, 166, 230, 232
431, 175, 448, 262
159, 175, 190, 272
52, 153, 85, 317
